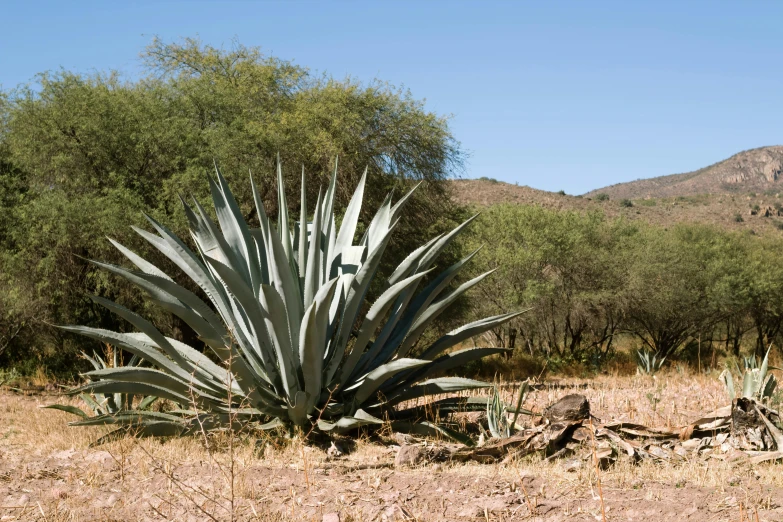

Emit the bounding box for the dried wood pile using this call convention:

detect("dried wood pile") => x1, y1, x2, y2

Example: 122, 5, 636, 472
394, 393, 783, 468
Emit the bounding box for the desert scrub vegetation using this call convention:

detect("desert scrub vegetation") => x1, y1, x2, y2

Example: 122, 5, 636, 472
463, 204, 783, 368
51, 160, 520, 442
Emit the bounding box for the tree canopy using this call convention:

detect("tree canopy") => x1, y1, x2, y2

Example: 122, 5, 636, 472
464, 203, 783, 368
0, 39, 466, 372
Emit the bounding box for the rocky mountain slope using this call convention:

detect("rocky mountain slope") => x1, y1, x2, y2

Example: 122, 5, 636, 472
451, 146, 783, 234
584, 146, 783, 200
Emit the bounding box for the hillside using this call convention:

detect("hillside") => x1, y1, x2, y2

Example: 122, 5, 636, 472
584, 146, 783, 199
450, 178, 783, 234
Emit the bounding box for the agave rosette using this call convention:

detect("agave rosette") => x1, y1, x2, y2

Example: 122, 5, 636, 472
58, 160, 523, 443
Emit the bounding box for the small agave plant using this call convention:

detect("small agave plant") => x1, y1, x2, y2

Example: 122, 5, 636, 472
636, 348, 665, 376
720, 348, 777, 402
55, 160, 523, 444
44, 349, 157, 419
486, 381, 530, 439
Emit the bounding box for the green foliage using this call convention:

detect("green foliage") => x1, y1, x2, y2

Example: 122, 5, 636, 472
557, 190, 566, 196
0, 39, 466, 374
720, 348, 777, 401
735, 213, 745, 223
464, 205, 629, 362
636, 348, 665, 375
619, 199, 633, 208
478, 176, 499, 183
463, 203, 783, 364
43, 349, 158, 419
486, 381, 529, 439
57, 163, 520, 441
594, 193, 610, 201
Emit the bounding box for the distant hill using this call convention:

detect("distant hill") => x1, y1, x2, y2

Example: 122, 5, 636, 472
584, 146, 783, 199
451, 151, 783, 234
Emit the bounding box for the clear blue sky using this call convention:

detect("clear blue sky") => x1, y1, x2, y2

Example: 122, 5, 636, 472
2, 1, 781, 194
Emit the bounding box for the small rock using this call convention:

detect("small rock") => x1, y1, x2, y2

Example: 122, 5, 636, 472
563, 458, 583, 472
326, 441, 344, 459
457, 505, 483, 518
380, 506, 399, 521
51, 448, 77, 460
392, 432, 417, 445
84, 451, 113, 465
482, 497, 510, 512
322, 513, 341, 522
395, 445, 424, 468
50, 488, 68, 500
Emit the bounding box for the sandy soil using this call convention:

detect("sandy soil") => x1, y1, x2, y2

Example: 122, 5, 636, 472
2, 373, 783, 521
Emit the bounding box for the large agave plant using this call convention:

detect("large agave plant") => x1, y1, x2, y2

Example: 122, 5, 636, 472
59, 161, 523, 442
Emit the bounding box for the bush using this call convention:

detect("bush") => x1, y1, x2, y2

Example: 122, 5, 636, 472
595, 193, 610, 201
620, 199, 633, 208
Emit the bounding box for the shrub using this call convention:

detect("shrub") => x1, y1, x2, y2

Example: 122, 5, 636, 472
595, 193, 610, 201
620, 199, 633, 208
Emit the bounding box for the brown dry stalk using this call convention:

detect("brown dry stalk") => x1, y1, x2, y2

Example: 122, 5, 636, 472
518, 480, 536, 515
589, 416, 607, 522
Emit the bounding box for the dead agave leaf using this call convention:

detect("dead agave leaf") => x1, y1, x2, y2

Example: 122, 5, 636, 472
754, 405, 783, 450
599, 427, 636, 457
746, 451, 783, 465
604, 422, 679, 440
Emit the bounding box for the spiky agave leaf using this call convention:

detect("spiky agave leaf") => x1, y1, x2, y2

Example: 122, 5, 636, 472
60, 158, 525, 441
487, 385, 509, 439
44, 350, 158, 418
720, 347, 777, 402
636, 348, 665, 376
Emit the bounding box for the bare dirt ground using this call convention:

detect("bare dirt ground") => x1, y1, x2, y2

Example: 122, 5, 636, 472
2, 372, 783, 521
